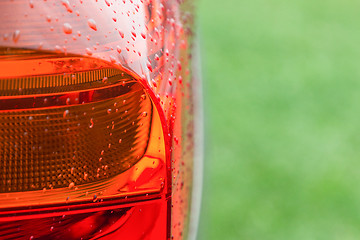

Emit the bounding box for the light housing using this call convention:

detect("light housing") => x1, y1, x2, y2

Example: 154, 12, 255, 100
0, 47, 168, 239
0, 0, 200, 239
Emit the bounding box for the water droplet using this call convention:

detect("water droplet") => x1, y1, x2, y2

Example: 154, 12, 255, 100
116, 45, 122, 54
68, 182, 75, 189
141, 112, 148, 117
118, 30, 124, 38
61, 0, 73, 13
151, 79, 157, 87
63, 110, 69, 118
147, 61, 152, 72
54, 45, 62, 53
85, 48, 93, 56
110, 55, 117, 63
29, 0, 34, 8
12, 30, 20, 43
89, 118, 94, 128
88, 19, 97, 31
63, 23, 72, 34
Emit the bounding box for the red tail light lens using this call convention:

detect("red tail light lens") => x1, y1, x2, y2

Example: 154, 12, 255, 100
0, 48, 168, 239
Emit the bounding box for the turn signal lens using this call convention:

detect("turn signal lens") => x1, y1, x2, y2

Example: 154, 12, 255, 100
0, 48, 167, 239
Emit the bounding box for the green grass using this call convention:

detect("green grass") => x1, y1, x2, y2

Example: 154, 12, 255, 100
197, 0, 360, 239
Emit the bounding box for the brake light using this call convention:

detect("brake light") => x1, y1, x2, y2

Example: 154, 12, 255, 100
0, 48, 168, 239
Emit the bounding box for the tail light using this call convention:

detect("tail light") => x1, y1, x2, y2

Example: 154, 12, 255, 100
0, 0, 199, 239
0, 47, 168, 239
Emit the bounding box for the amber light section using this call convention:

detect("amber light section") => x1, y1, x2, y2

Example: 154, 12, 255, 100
0, 49, 168, 239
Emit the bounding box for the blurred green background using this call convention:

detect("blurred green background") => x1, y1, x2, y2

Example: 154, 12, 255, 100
197, 0, 360, 239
